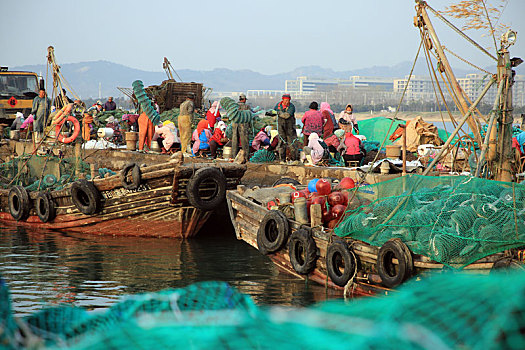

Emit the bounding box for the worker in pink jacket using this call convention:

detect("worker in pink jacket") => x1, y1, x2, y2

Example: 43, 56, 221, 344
154, 121, 180, 153
301, 101, 323, 146
337, 126, 365, 166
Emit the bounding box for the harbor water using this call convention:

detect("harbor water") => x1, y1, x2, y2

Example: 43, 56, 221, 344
0, 221, 341, 316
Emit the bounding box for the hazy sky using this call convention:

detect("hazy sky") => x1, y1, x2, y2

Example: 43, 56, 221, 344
1, 0, 524, 74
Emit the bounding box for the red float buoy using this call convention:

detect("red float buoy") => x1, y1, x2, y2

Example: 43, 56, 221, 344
316, 178, 332, 196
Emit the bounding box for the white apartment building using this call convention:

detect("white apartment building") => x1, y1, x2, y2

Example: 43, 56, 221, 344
284, 76, 395, 95
394, 74, 525, 106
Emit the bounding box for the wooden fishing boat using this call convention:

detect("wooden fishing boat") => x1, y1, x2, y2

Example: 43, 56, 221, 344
226, 184, 525, 296
0, 160, 246, 238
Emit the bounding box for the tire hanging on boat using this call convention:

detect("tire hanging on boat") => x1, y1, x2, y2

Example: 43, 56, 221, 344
326, 237, 357, 287
256, 210, 290, 254
35, 192, 56, 223
376, 238, 413, 288
70, 179, 101, 215
288, 228, 318, 275
120, 163, 141, 190
491, 257, 525, 273
8, 185, 30, 221
186, 167, 226, 211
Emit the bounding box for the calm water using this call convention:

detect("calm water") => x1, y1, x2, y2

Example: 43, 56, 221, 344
0, 221, 341, 316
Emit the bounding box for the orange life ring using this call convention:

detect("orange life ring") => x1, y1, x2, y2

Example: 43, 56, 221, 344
55, 116, 80, 143
52, 103, 73, 125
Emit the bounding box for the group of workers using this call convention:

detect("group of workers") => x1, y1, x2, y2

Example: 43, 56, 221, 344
134, 92, 365, 167
12, 88, 365, 167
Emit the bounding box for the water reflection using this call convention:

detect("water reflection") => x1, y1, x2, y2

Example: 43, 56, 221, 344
0, 224, 341, 316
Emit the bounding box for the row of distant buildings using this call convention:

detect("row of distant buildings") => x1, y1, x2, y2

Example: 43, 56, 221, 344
217, 74, 525, 107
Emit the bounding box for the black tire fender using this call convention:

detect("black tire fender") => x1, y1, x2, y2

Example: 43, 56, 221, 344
326, 237, 357, 287
70, 180, 101, 215
491, 257, 525, 273
376, 238, 414, 288
8, 185, 30, 221
186, 167, 227, 211
272, 177, 301, 187
120, 163, 141, 190
288, 228, 318, 275
35, 192, 56, 223
257, 210, 290, 254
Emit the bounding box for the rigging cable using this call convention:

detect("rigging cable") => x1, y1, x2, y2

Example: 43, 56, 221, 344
426, 3, 497, 61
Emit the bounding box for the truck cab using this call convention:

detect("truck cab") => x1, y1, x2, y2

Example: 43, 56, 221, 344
0, 67, 39, 123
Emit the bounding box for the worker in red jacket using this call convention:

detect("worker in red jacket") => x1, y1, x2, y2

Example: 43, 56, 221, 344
209, 121, 229, 159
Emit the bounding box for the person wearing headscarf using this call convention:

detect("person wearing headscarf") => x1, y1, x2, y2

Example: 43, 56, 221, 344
324, 128, 345, 154
320, 102, 336, 139
154, 120, 180, 153
192, 119, 212, 156
302, 132, 330, 165
274, 94, 298, 161
206, 101, 221, 129
11, 112, 25, 131
338, 129, 365, 166
252, 126, 272, 151
338, 104, 358, 133
209, 121, 229, 159
301, 101, 323, 146
105, 115, 122, 143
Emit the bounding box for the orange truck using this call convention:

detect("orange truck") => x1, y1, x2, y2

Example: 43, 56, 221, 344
0, 67, 40, 124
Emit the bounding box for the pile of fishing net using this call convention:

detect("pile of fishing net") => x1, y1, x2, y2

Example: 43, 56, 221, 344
249, 149, 276, 163
94, 111, 126, 125
2, 271, 525, 349
0, 155, 109, 191
334, 175, 525, 268
362, 140, 380, 153
159, 107, 180, 125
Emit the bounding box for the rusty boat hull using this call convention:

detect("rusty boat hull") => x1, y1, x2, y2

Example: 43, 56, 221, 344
0, 162, 245, 238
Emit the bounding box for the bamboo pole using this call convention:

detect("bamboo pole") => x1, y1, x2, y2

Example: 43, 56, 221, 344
401, 124, 407, 176
422, 77, 495, 176
475, 79, 505, 177
417, 1, 482, 146
496, 49, 514, 182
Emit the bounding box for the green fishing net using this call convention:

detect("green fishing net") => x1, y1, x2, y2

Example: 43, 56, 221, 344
0, 154, 105, 191
334, 175, 525, 268
1, 271, 525, 349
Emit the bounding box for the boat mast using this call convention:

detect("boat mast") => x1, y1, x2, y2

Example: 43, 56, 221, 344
416, 1, 482, 146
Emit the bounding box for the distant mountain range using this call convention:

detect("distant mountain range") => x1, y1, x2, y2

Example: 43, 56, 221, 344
12, 60, 484, 98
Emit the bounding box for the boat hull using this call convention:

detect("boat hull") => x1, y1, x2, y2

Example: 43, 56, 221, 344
226, 190, 390, 296
1, 162, 245, 238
